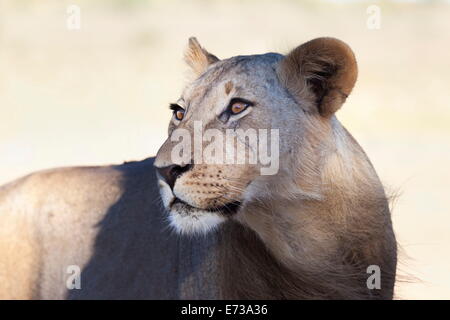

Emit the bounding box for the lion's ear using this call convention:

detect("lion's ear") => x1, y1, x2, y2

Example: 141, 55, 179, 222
184, 37, 219, 77
277, 37, 357, 117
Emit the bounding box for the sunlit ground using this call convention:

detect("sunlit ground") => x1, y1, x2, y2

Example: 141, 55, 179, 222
0, 0, 449, 299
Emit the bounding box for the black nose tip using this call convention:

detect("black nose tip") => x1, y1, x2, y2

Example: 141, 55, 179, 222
156, 164, 192, 190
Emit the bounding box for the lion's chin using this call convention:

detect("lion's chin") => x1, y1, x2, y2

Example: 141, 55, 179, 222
158, 180, 242, 235
168, 207, 227, 235
167, 199, 242, 235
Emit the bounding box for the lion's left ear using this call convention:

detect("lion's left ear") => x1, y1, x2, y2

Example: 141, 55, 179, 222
276, 37, 358, 117
184, 37, 220, 77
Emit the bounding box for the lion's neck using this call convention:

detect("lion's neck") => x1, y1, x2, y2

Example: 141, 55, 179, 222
223, 121, 394, 299
237, 121, 372, 269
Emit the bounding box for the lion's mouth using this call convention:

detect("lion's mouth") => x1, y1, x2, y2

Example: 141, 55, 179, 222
170, 197, 241, 216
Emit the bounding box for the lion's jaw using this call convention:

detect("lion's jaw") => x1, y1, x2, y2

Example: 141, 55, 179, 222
157, 174, 244, 235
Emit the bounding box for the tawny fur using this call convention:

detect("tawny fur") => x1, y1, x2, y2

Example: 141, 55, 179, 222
0, 37, 397, 299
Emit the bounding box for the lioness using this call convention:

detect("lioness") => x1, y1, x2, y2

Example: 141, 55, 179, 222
0, 37, 396, 299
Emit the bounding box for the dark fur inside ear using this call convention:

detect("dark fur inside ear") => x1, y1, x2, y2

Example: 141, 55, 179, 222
277, 37, 358, 117
308, 62, 338, 112
184, 37, 220, 77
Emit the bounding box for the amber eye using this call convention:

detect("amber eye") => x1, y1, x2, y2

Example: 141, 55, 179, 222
230, 101, 249, 115
169, 104, 185, 122
175, 109, 185, 121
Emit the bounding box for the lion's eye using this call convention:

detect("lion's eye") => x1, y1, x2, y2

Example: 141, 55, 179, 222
175, 109, 185, 121
169, 104, 185, 121
230, 102, 247, 114
228, 99, 253, 115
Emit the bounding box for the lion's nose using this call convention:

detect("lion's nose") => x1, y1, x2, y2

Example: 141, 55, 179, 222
156, 164, 192, 190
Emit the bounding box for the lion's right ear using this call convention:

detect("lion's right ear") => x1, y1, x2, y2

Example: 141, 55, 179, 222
184, 37, 220, 77
276, 37, 358, 117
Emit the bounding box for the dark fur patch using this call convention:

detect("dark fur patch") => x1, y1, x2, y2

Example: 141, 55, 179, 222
224, 81, 233, 95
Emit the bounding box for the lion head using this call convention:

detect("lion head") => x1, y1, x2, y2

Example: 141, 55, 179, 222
154, 37, 357, 235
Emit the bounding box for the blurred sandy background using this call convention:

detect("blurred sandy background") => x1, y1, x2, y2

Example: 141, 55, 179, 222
0, 0, 449, 299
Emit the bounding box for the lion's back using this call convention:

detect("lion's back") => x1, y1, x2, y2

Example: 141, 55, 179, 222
0, 164, 127, 299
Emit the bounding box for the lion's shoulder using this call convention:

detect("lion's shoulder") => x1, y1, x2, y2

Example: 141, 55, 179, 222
0, 157, 169, 299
